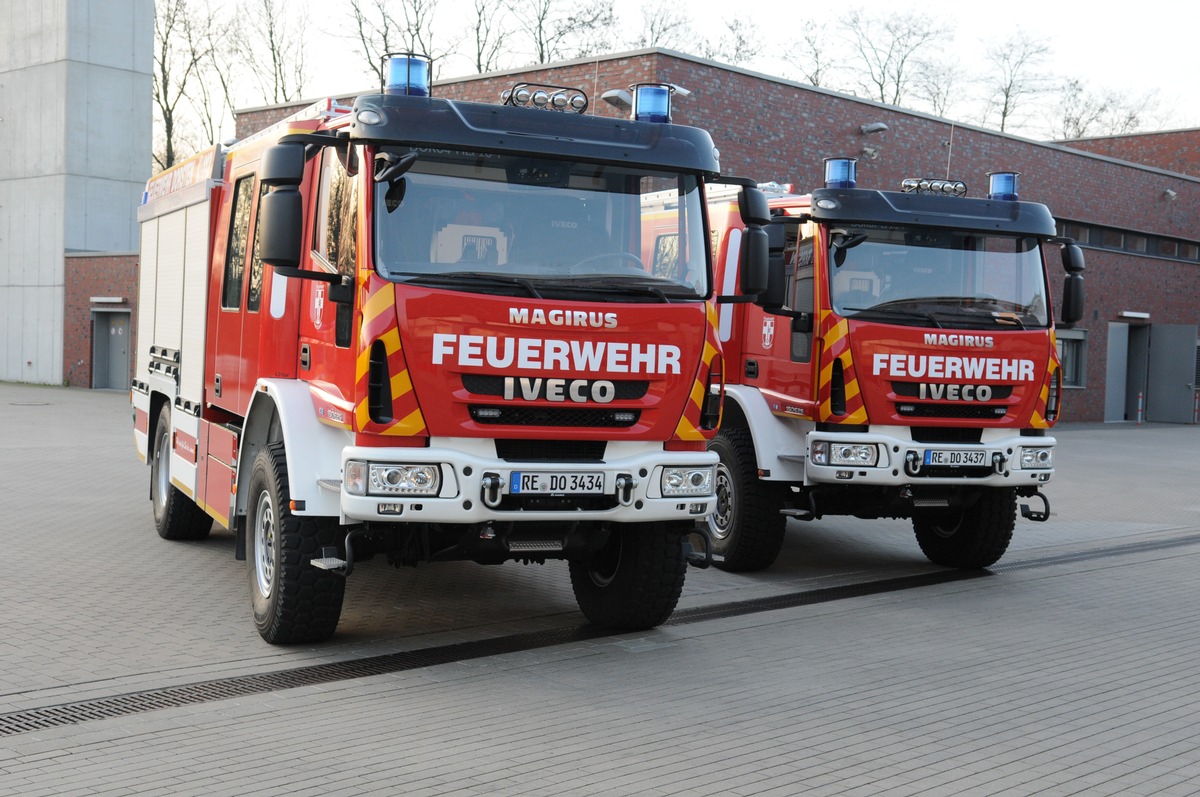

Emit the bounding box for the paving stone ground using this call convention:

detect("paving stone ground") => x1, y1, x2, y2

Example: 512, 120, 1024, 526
1, 383, 1198, 795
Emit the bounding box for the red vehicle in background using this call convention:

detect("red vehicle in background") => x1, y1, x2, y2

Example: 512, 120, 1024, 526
705, 160, 1085, 572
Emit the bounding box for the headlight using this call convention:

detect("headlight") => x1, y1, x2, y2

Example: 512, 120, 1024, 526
662, 466, 714, 496
811, 441, 879, 467
1020, 447, 1053, 469
345, 460, 442, 496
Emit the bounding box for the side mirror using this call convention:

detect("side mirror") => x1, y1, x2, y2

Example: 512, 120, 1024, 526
259, 188, 303, 269
260, 142, 306, 188
739, 227, 769, 295
1058, 243, 1085, 327
738, 185, 771, 227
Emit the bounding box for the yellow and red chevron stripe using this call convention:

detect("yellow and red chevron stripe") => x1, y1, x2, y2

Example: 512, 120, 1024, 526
816, 310, 868, 424
673, 302, 723, 441
355, 276, 427, 437
1030, 337, 1061, 427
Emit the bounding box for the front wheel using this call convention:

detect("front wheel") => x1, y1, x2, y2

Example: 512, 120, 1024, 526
706, 428, 787, 572
913, 488, 1016, 569
150, 404, 212, 541
568, 522, 687, 630
247, 442, 345, 644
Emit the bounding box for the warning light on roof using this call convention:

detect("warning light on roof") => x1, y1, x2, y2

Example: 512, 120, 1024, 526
824, 157, 857, 189
382, 53, 432, 97
988, 171, 1019, 201
632, 84, 673, 123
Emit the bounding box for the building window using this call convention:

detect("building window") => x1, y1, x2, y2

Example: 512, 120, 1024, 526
1056, 329, 1086, 388
1101, 229, 1124, 249
1183, 243, 1200, 261
1126, 234, 1147, 253
1062, 222, 1089, 244
1157, 239, 1178, 258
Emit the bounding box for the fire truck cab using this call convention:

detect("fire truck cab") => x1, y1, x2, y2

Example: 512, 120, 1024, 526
707, 160, 1085, 572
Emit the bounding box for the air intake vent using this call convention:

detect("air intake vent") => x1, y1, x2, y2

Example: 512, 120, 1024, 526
496, 439, 607, 462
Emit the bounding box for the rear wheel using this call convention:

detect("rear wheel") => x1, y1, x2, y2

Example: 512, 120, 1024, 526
150, 404, 212, 541
247, 442, 345, 644
707, 428, 787, 572
913, 488, 1016, 569
568, 522, 687, 630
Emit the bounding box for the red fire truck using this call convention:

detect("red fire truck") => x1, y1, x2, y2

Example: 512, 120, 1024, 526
131, 64, 770, 643
706, 160, 1085, 572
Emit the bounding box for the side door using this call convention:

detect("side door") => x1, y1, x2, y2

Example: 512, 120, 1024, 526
209, 170, 259, 415
1146, 323, 1198, 423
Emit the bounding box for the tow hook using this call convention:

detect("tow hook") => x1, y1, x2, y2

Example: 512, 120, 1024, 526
685, 524, 713, 569
1020, 491, 1051, 522
992, 452, 1011, 476
615, 473, 638, 507
904, 450, 922, 476
481, 473, 504, 508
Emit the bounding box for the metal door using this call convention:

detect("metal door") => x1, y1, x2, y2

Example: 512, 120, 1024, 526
1146, 323, 1198, 423
92, 312, 131, 389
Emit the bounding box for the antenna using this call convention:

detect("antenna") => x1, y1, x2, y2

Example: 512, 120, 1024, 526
944, 123, 955, 179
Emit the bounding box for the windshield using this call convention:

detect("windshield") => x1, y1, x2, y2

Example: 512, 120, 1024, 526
372, 148, 709, 301
827, 225, 1050, 328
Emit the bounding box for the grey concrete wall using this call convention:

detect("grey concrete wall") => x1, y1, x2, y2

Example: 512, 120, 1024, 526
0, 0, 151, 384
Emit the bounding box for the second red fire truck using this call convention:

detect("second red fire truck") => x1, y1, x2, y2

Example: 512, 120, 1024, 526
705, 160, 1085, 572
132, 62, 772, 643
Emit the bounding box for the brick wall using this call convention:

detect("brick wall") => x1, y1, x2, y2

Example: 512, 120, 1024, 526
1060, 129, 1200, 178
64, 253, 138, 388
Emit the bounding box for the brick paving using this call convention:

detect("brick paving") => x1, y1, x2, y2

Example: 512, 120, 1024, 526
1, 383, 1198, 795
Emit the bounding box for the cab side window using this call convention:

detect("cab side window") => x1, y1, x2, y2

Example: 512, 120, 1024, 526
222, 175, 256, 309
789, 226, 815, 363
313, 148, 358, 348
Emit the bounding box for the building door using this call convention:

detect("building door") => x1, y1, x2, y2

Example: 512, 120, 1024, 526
1104, 322, 1129, 422
1146, 323, 1198, 423
92, 311, 131, 389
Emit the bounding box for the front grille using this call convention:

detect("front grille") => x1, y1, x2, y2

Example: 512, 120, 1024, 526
462, 374, 649, 400
495, 439, 607, 462
495, 494, 620, 511
471, 405, 640, 427
897, 403, 1007, 420
915, 466, 993, 479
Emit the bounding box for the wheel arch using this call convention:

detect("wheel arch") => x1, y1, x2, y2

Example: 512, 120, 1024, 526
721, 385, 808, 483
235, 380, 351, 523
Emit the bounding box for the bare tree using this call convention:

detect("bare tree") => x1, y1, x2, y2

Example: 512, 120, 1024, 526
349, 0, 408, 85
701, 19, 762, 67
631, 5, 692, 51
469, 0, 509, 72
912, 56, 964, 118
508, 0, 617, 64
192, 16, 241, 147
152, 0, 215, 170
238, 0, 309, 105
1052, 79, 1158, 139
841, 10, 940, 106
782, 24, 840, 88
981, 31, 1051, 133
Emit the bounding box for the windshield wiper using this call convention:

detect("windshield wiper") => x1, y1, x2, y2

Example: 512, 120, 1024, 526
401, 272, 542, 298
843, 301, 944, 328
558, 276, 685, 302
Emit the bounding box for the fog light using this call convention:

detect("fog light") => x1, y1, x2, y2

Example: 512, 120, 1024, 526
662, 466, 714, 496
345, 460, 368, 496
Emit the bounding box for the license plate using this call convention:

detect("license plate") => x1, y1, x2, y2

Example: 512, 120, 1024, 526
923, 449, 987, 467
510, 471, 605, 494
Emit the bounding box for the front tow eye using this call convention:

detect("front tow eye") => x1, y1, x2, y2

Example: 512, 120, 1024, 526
615, 473, 638, 507
685, 525, 713, 569
904, 450, 922, 477
992, 452, 1010, 476
1020, 491, 1051, 522
481, 473, 503, 508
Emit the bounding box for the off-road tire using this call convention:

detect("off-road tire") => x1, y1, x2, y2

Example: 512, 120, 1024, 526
913, 487, 1016, 569
707, 427, 787, 572
568, 522, 688, 630
150, 404, 212, 541
247, 442, 345, 644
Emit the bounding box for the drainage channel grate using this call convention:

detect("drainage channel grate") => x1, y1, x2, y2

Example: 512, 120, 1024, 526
2, 532, 1198, 737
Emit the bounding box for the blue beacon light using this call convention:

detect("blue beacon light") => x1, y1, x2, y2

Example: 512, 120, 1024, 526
824, 157, 858, 189
384, 54, 431, 97
988, 171, 1019, 201
632, 84, 673, 123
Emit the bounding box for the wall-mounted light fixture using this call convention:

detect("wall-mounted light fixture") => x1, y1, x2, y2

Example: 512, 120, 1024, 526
861, 146, 880, 159
1163, 188, 1179, 201
860, 121, 889, 135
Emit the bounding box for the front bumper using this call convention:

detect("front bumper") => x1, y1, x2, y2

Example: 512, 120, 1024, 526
804, 426, 1055, 489
338, 437, 717, 524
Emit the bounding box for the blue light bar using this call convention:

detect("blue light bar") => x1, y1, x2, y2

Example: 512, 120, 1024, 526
632, 84, 672, 123
988, 171, 1019, 201
824, 157, 857, 189
383, 54, 431, 97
